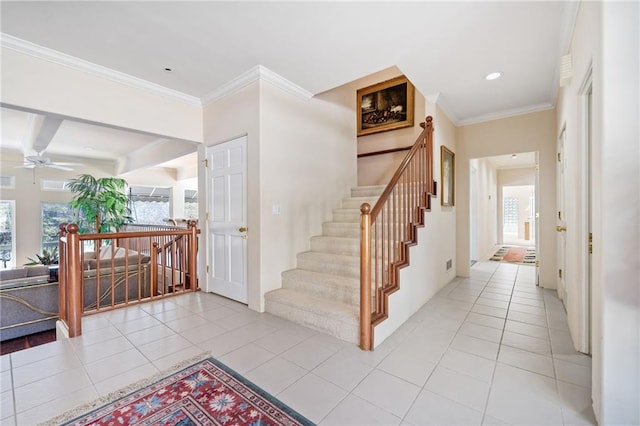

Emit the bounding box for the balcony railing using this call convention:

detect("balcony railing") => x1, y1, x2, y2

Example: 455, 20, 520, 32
58, 221, 200, 337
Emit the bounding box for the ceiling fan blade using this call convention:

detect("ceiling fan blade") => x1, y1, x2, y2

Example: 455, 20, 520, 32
15, 164, 35, 169
47, 164, 74, 171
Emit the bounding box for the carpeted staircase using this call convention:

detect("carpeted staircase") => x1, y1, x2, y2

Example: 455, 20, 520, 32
264, 185, 385, 344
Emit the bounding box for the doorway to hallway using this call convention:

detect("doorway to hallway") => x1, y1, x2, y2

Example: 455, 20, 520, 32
469, 152, 539, 277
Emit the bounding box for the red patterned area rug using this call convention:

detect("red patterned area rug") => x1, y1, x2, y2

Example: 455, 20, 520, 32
44, 356, 314, 426
490, 245, 536, 265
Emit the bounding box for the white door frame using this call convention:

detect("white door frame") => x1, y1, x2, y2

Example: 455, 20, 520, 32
577, 69, 593, 354
557, 126, 568, 302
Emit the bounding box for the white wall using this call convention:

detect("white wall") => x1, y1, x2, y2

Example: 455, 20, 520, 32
470, 158, 499, 260
200, 77, 358, 312
259, 80, 357, 308
1, 47, 203, 142
598, 3, 640, 422
456, 109, 557, 288
201, 82, 261, 309
556, 1, 640, 422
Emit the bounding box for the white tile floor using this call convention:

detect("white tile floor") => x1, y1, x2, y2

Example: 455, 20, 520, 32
0, 261, 596, 425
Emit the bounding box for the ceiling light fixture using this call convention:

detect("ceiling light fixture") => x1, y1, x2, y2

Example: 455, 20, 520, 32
511, 154, 518, 158
485, 71, 503, 81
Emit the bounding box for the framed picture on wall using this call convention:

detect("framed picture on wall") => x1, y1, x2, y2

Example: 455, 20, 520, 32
357, 75, 415, 136
441, 146, 455, 207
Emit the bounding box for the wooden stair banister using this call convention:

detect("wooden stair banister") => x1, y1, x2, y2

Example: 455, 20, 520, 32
58, 222, 200, 337
359, 116, 434, 350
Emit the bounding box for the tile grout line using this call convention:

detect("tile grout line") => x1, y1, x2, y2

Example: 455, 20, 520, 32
478, 263, 517, 425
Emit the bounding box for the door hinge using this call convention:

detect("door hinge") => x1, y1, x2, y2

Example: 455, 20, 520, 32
204, 158, 208, 168
557, 152, 562, 162
206, 212, 209, 220
558, 211, 562, 220
536, 260, 540, 267
206, 265, 209, 273
589, 232, 593, 254
559, 268, 563, 278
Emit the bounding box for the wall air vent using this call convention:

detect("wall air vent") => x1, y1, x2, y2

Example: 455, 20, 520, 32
0, 175, 15, 189
560, 54, 572, 87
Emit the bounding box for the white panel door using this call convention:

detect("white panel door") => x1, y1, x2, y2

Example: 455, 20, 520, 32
207, 136, 248, 303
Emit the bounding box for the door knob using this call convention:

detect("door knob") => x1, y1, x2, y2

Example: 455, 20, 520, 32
239, 227, 248, 233
556, 226, 567, 232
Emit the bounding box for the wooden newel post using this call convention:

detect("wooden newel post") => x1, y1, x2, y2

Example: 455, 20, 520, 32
65, 224, 82, 337
151, 242, 158, 296
58, 223, 68, 325
360, 203, 372, 350
425, 116, 434, 195
187, 220, 198, 290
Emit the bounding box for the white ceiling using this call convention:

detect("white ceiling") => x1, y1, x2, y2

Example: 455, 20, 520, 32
486, 152, 537, 169
0, 1, 577, 173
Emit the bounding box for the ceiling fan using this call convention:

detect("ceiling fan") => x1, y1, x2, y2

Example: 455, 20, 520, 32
18, 152, 81, 171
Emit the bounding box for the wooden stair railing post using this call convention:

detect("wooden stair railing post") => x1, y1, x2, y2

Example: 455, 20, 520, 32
187, 220, 198, 290
58, 223, 68, 327
360, 203, 373, 350
151, 242, 158, 297
65, 224, 83, 337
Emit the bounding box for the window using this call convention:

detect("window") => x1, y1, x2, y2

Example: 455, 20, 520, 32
0, 201, 15, 268
184, 190, 198, 219
0, 176, 15, 189
42, 203, 76, 251
40, 178, 70, 192
503, 196, 519, 236
129, 186, 170, 225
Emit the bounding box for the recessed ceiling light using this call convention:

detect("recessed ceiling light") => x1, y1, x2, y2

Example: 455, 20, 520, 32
164, 67, 173, 73
485, 72, 503, 81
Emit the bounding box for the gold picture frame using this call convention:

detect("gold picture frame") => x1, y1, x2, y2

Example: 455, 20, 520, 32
441, 146, 455, 207
357, 75, 415, 136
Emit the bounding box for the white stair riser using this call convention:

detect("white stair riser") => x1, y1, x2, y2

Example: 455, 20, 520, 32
265, 299, 359, 344
310, 236, 360, 256
297, 254, 359, 278
333, 209, 361, 222
341, 197, 380, 209
322, 223, 360, 238
282, 272, 359, 305
351, 186, 386, 198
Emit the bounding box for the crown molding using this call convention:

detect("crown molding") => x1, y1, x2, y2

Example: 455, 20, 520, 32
457, 103, 554, 127
1, 33, 202, 106
426, 93, 460, 126
202, 65, 313, 105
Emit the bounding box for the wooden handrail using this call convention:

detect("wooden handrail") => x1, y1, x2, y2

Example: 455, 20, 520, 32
360, 116, 434, 350
357, 146, 412, 158
58, 222, 201, 337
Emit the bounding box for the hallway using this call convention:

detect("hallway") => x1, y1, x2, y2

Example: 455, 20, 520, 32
1, 261, 594, 425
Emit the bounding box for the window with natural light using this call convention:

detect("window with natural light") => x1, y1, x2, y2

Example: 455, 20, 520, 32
0, 200, 15, 269
41, 202, 76, 252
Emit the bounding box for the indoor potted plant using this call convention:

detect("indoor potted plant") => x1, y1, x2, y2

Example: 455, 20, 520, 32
66, 174, 133, 234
